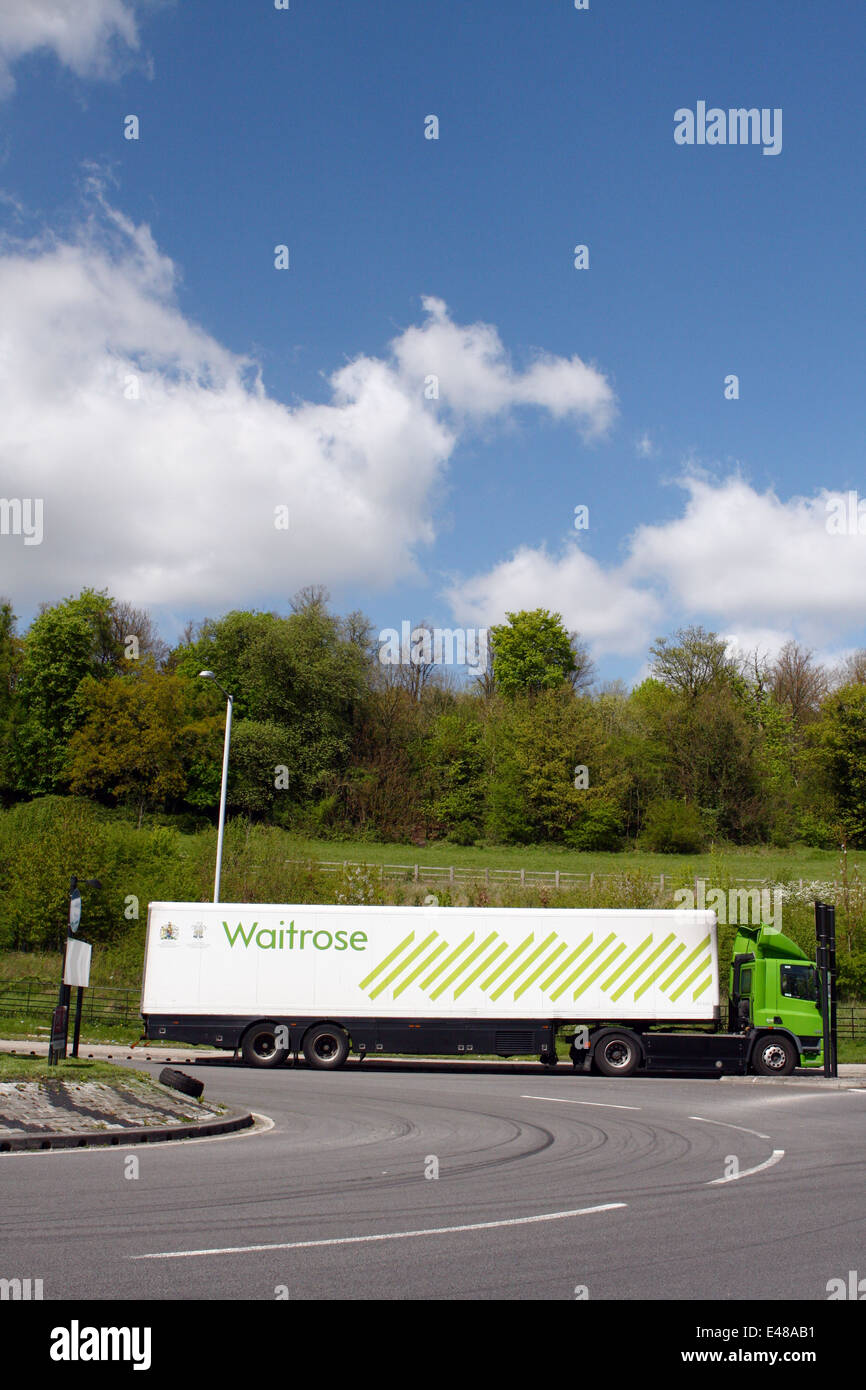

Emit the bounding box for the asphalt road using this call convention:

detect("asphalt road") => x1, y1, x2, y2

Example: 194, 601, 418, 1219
2, 1059, 865, 1301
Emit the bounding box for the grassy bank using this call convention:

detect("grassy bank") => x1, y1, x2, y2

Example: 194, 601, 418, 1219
0, 1053, 153, 1084
280, 834, 866, 883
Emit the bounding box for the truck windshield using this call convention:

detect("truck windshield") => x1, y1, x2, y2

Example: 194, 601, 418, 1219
780, 964, 819, 1002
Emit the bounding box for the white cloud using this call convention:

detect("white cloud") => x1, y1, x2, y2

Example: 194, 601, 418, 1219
0, 202, 615, 613
446, 473, 866, 664
626, 474, 866, 641
0, 0, 144, 98
446, 543, 661, 657
391, 296, 616, 437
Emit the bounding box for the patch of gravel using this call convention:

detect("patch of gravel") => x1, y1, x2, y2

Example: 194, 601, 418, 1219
0, 1079, 227, 1137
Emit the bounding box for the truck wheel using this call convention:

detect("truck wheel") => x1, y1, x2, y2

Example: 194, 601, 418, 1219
241, 1023, 289, 1068
752, 1034, 797, 1076
540, 1051, 558, 1067
303, 1024, 350, 1070
594, 1031, 640, 1078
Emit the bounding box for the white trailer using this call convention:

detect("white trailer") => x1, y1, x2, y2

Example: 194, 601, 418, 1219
142, 901, 730, 1075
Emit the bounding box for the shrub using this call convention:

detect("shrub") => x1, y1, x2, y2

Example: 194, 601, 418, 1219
638, 798, 705, 854
566, 802, 623, 852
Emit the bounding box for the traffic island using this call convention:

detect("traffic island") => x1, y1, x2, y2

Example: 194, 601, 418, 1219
0, 1054, 254, 1152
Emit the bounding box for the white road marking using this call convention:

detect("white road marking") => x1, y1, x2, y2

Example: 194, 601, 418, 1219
521, 1094, 641, 1111
707, 1149, 785, 1185
131, 1203, 628, 1260
689, 1115, 771, 1139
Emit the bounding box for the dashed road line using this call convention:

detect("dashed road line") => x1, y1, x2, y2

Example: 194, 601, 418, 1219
707, 1149, 785, 1185
521, 1094, 641, 1111
689, 1115, 771, 1139
131, 1202, 628, 1260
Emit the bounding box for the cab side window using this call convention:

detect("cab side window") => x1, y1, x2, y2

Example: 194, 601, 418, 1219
780, 964, 817, 1001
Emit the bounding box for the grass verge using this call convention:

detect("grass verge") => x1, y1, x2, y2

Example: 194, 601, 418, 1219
0, 1053, 156, 1085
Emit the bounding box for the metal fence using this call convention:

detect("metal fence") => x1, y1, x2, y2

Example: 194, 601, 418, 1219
0, 981, 140, 1027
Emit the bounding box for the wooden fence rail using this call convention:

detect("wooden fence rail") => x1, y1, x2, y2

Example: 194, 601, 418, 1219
284, 859, 826, 895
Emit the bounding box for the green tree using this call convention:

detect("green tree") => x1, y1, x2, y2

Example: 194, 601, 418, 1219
490, 609, 589, 697
16, 588, 119, 793
66, 665, 221, 823
421, 706, 485, 843
484, 688, 600, 842
649, 625, 735, 702
227, 719, 296, 819
0, 599, 22, 800
812, 684, 866, 845
172, 609, 280, 719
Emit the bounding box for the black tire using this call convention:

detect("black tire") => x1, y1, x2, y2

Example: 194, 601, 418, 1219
303, 1023, 350, 1070
752, 1033, 797, 1076
594, 1031, 641, 1078
158, 1067, 204, 1099
241, 1023, 289, 1068
540, 1051, 559, 1067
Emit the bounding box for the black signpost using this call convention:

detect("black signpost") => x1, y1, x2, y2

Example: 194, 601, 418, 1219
815, 901, 838, 1079
48, 875, 100, 1066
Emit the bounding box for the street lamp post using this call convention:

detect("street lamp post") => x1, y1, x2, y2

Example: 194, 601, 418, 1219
199, 671, 233, 903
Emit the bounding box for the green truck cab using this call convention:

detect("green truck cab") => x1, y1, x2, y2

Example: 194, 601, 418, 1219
729, 925, 824, 1072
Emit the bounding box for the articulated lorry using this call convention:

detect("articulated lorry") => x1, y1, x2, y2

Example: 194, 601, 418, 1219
141, 902, 829, 1076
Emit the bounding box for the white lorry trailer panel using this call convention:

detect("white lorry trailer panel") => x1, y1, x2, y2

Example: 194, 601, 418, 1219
142, 903, 719, 1022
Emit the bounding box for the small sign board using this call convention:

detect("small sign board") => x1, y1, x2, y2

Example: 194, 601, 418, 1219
69, 891, 82, 932
64, 938, 92, 988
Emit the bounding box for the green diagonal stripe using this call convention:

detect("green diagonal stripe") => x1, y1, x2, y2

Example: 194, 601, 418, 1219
573, 942, 626, 999
540, 935, 593, 992
490, 933, 559, 1001
514, 942, 567, 1000
660, 936, 712, 993
431, 933, 499, 1000
550, 933, 616, 1002
369, 931, 440, 1000
632, 943, 685, 1002
392, 940, 448, 999
359, 931, 415, 991
601, 935, 653, 992
481, 934, 534, 991
610, 933, 676, 1002
454, 941, 508, 999
669, 953, 712, 1002
420, 934, 474, 990
692, 975, 712, 1000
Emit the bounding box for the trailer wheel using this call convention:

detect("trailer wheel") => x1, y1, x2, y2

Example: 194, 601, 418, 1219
594, 1031, 640, 1078
303, 1024, 350, 1070
540, 1051, 558, 1067
752, 1034, 797, 1076
241, 1023, 289, 1068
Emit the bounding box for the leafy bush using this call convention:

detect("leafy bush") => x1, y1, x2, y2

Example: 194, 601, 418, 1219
566, 802, 624, 851
836, 952, 866, 1000
638, 798, 706, 854
795, 812, 838, 850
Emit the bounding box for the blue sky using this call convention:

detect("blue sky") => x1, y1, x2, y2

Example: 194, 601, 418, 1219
1, 0, 864, 684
